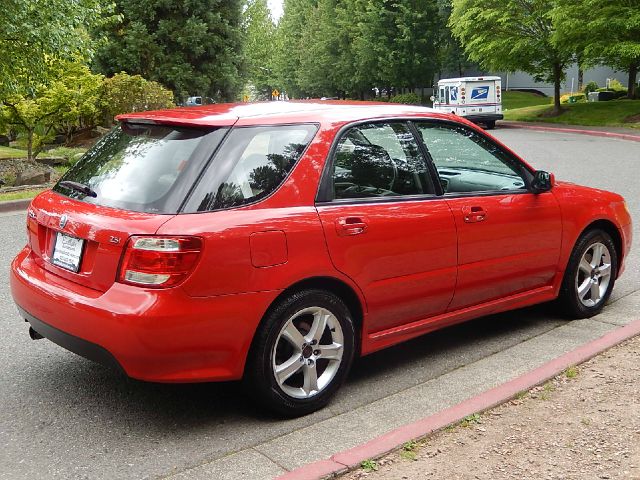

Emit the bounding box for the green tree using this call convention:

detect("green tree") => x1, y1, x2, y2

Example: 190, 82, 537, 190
0, 62, 104, 160
272, 0, 315, 98
93, 0, 244, 102
553, 0, 640, 99
100, 72, 175, 124
0, 0, 107, 97
450, 0, 571, 113
243, 0, 277, 99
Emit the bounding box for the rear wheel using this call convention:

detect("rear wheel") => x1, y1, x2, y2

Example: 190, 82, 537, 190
244, 289, 355, 417
558, 229, 617, 318
484, 120, 496, 130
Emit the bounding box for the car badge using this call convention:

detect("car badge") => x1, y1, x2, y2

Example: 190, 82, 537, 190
59, 214, 68, 229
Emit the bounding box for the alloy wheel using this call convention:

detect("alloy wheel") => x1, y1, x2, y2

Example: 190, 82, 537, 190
271, 307, 344, 399
575, 242, 612, 308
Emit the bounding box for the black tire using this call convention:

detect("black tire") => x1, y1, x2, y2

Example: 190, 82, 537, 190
244, 289, 356, 417
558, 229, 618, 319
484, 120, 496, 130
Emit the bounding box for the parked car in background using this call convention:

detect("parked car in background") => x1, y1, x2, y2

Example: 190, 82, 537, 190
184, 96, 215, 106
11, 101, 632, 416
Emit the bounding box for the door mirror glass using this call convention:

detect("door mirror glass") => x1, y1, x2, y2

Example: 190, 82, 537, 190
530, 170, 553, 193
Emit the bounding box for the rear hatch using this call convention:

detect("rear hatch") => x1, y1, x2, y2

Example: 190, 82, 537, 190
27, 192, 172, 292
27, 122, 228, 292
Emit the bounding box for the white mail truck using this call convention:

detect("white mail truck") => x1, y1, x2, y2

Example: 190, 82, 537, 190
431, 76, 503, 129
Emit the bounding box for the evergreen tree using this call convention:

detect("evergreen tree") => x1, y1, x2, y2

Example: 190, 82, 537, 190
93, 0, 244, 102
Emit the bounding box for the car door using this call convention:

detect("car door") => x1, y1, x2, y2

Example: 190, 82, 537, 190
414, 121, 562, 311
316, 121, 458, 334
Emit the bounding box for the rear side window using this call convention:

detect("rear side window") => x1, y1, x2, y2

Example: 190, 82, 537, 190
53, 124, 226, 213
184, 124, 318, 212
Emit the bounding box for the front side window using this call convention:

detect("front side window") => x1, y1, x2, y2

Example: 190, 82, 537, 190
185, 124, 318, 212
415, 123, 527, 193
331, 122, 434, 200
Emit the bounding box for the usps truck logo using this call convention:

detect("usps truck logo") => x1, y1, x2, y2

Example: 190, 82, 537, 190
450, 87, 458, 101
471, 86, 489, 100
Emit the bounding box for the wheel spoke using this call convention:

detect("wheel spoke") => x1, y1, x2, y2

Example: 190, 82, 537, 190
579, 257, 592, 274
302, 363, 319, 395
318, 343, 343, 361
590, 280, 601, 302
599, 263, 611, 278
282, 322, 305, 349
590, 244, 604, 268
577, 278, 591, 299
307, 310, 329, 343
275, 354, 303, 385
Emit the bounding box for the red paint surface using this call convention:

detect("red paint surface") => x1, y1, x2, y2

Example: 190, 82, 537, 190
11, 101, 632, 382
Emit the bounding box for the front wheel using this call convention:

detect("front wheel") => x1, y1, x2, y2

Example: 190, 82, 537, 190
558, 229, 618, 318
244, 289, 355, 417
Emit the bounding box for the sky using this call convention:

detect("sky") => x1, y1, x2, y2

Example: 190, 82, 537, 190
267, 0, 284, 21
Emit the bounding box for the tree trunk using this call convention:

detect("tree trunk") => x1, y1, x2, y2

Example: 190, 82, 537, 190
553, 62, 562, 114
26, 129, 34, 161
627, 63, 638, 99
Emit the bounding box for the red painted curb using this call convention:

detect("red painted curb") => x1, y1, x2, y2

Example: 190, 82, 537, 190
276, 318, 640, 479
501, 123, 640, 142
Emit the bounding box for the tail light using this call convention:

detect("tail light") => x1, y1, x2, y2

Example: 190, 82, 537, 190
118, 236, 203, 288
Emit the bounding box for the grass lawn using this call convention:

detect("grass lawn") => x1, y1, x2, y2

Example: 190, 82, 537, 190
502, 91, 551, 110
503, 99, 640, 129
0, 146, 27, 159
0, 188, 45, 202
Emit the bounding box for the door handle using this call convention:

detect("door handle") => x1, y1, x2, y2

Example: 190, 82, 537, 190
335, 216, 368, 236
462, 206, 487, 223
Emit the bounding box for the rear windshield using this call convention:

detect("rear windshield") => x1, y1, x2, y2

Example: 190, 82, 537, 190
183, 124, 318, 212
53, 123, 227, 214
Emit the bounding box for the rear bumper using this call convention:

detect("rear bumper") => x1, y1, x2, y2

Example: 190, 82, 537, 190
21, 307, 126, 373
464, 114, 503, 123
11, 246, 280, 382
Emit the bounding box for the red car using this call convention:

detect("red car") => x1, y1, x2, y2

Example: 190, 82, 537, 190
11, 101, 632, 416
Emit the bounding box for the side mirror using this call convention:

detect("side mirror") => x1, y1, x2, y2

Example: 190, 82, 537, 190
530, 170, 553, 194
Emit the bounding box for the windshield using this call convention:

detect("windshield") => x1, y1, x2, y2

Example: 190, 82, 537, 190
53, 124, 227, 214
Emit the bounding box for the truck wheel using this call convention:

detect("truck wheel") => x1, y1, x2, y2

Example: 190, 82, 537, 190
484, 120, 496, 130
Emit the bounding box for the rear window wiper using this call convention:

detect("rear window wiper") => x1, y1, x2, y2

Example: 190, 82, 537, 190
58, 180, 98, 198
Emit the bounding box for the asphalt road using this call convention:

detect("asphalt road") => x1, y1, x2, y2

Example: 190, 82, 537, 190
0, 128, 638, 479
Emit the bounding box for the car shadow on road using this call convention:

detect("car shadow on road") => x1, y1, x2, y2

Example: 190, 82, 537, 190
23, 302, 567, 431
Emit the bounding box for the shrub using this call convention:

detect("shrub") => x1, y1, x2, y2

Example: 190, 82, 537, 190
582, 81, 598, 94
389, 93, 422, 105
100, 73, 175, 123
560, 93, 586, 104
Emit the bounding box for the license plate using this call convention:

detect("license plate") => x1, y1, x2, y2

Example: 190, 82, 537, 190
52, 232, 85, 272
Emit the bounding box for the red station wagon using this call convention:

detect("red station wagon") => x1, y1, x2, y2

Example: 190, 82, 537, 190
11, 101, 632, 416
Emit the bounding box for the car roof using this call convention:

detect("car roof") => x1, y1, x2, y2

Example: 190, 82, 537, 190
116, 100, 446, 128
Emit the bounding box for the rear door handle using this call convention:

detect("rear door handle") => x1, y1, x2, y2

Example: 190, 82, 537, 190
462, 206, 487, 223
335, 216, 368, 236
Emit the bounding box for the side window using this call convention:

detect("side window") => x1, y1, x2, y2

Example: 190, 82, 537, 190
186, 124, 317, 212
332, 122, 434, 200
416, 123, 527, 194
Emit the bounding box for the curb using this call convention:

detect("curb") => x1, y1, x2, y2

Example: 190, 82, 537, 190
276, 318, 640, 480
0, 198, 31, 213
500, 122, 640, 142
